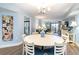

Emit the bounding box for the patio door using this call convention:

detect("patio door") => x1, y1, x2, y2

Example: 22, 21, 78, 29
24, 21, 30, 35
51, 23, 59, 33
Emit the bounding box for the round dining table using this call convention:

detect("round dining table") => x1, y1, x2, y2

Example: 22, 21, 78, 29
24, 34, 64, 46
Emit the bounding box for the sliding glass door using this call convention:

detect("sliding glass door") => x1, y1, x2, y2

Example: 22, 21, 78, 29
51, 23, 59, 33
24, 21, 30, 35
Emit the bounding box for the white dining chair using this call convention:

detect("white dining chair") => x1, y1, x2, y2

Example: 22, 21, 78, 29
24, 42, 34, 55
61, 34, 68, 55
64, 42, 67, 55
54, 42, 66, 55
46, 32, 53, 35
22, 34, 26, 39
22, 34, 26, 55
61, 30, 69, 43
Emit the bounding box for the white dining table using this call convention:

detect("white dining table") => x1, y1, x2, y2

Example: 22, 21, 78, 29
24, 34, 64, 46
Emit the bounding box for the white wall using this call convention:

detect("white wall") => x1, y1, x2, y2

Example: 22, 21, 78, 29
75, 15, 79, 46
30, 18, 36, 34
0, 4, 27, 46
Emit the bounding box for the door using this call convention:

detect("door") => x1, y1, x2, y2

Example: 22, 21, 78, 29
51, 23, 59, 33
24, 21, 30, 35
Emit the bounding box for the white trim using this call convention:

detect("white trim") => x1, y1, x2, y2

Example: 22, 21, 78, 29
30, 18, 32, 35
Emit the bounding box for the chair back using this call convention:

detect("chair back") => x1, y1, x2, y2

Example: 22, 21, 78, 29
22, 34, 26, 55
22, 34, 26, 39
24, 42, 34, 55
46, 32, 53, 35
54, 42, 65, 55
61, 30, 69, 43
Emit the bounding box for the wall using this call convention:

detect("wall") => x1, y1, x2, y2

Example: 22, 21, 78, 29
30, 18, 36, 34
0, 4, 36, 46
0, 4, 27, 46
75, 15, 79, 46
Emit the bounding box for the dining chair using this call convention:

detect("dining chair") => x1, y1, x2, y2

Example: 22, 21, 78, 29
24, 41, 34, 55
61, 34, 68, 54
61, 30, 69, 43
46, 32, 53, 35
22, 34, 26, 38
64, 42, 67, 55
22, 34, 26, 55
54, 42, 66, 55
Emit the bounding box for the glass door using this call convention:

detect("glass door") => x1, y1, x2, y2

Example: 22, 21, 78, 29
24, 21, 30, 35
51, 23, 59, 33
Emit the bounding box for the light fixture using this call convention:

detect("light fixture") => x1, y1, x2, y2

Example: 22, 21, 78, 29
27, 0, 56, 19
38, 7, 50, 15
35, 7, 50, 19
39, 7, 46, 14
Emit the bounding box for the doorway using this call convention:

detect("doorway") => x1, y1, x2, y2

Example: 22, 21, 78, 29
24, 17, 30, 35
24, 21, 30, 35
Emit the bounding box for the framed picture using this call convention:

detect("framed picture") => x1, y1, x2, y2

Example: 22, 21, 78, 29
2, 16, 13, 41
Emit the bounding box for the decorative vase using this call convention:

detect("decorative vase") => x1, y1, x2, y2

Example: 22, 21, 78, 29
40, 30, 45, 37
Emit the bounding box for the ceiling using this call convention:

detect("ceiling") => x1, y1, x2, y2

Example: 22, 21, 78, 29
15, 3, 79, 20
0, 7, 15, 13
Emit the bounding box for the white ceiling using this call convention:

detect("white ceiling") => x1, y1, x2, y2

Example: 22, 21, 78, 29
16, 3, 75, 20
67, 3, 79, 17
1, 3, 79, 21
1, 3, 78, 21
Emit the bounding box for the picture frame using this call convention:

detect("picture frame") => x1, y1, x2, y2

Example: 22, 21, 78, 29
2, 16, 13, 41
